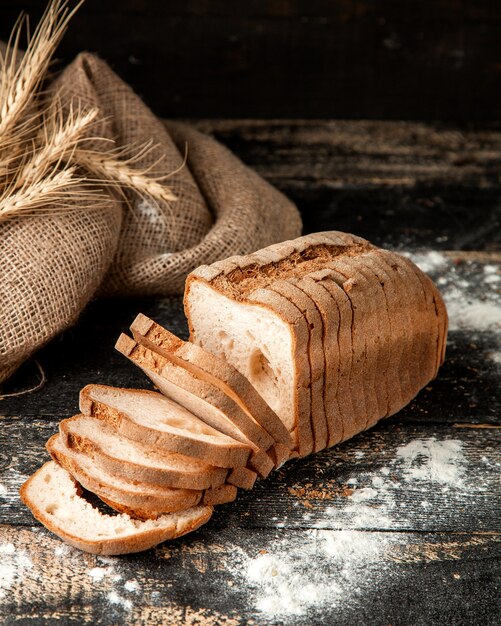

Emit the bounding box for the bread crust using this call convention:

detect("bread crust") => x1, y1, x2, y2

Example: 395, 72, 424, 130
20, 462, 212, 555
59, 415, 228, 490
130, 314, 292, 449
79, 385, 250, 469
116, 334, 269, 453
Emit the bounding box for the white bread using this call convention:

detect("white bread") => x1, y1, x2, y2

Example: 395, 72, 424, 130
20, 461, 212, 555
202, 484, 238, 505
59, 414, 228, 490
185, 231, 448, 452
47, 434, 203, 520
130, 313, 292, 450
115, 335, 274, 477
79, 384, 250, 469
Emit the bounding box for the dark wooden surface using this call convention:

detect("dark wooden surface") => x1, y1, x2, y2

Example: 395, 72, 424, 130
1, 1, 501, 121
1, 120, 500, 625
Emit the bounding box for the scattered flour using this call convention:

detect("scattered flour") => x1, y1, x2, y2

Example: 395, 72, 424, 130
124, 580, 139, 592
87, 566, 114, 582
405, 251, 447, 274
82, 563, 137, 610
488, 351, 501, 365
0, 543, 16, 555
108, 590, 133, 610
310, 437, 468, 532
349, 487, 378, 502
242, 530, 394, 618
404, 251, 501, 332
0, 543, 33, 599
396, 438, 466, 486
54, 544, 72, 557
444, 290, 501, 332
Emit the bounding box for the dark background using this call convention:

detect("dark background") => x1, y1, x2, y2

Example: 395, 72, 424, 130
1, 0, 500, 121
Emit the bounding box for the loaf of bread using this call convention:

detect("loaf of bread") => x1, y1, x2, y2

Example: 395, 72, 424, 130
185, 231, 447, 456
21, 231, 447, 553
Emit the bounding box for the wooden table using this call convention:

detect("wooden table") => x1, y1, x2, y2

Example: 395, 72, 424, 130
1, 121, 500, 625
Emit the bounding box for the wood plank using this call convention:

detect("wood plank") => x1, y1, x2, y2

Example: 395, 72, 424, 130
2, 253, 499, 424
0, 525, 499, 625
2, 417, 499, 533
191, 120, 501, 251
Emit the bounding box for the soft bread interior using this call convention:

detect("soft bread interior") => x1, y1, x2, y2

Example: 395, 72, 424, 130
20, 461, 212, 553
85, 385, 236, 444
62, 415, 217, 474
187, 281, 295, 433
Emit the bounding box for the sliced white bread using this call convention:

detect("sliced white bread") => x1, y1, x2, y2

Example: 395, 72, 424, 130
79, 384, 250, 469
251, 245, 328, 453
115, 335, 274, 477
203, 484, 238, 505
130, 313, 292, 450
20, 461, 212, 555
47, 434, 203, 520
185, 231, 448, 453
59, 415, 228, 490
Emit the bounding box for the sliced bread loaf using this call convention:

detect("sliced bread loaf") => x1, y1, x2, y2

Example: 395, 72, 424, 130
185, 231, 448, 454
20, 461, 212, 555
59, 415, 228, 490
79, 384, 250, 469
115, 335, 274, 477
130, 313, 292, 449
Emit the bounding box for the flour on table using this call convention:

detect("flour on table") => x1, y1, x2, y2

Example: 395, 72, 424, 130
404, 250, 447, 273
124, 580, 139, 592
238, 529, 396, 618
311, 437, 469, 531
108, 590, 133, 610
404, 251, 501, 332
396, 438, 466, 486
88, 566, 114, 582
0, 543, 33, 600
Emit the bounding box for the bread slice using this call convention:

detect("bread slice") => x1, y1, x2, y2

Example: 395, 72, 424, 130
79, 384, 250, 469
184, 278, 313, 456
130, 313, 292, 450
115, 335, 273, 477
227, 465, 258, 490
59, 415, 228, 490
47, 434, 203, 520
20, 461, 212, 555
253, 242, 333, 453
203, 484, 238, 505
185, 231, 448, 453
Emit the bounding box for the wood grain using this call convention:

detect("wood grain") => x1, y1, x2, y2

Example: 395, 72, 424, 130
0, 119, 499, 625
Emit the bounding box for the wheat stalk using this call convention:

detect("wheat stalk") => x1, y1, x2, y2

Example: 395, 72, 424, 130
0, 167, 104, 223
16, 106, 99, 189
0, 0, 83, 144
74, 149, 178, 203
0, 0, 183, 225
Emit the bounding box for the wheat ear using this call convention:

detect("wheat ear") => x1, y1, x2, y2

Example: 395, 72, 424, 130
16, 106, 99, 189
0, 0, 83, 143
0, 167, 104, 223
74, 150, 178, 203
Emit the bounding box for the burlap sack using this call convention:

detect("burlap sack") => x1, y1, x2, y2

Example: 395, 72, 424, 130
0, 53, 301, 384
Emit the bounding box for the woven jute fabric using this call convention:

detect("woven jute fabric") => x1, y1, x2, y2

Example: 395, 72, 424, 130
0, 53, 301, 383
